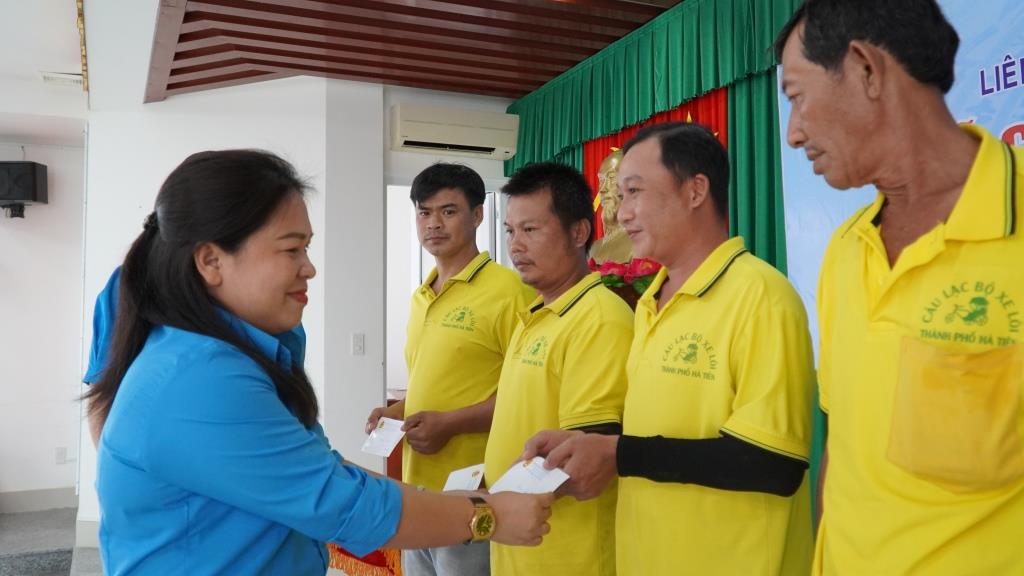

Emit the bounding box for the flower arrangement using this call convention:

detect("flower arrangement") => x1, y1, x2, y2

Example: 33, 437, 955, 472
590, 257, 662, 308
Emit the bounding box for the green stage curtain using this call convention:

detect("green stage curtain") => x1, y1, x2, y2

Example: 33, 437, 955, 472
505, 0, 800, 175
727, 70, 786, 270
729, 71, 826, 520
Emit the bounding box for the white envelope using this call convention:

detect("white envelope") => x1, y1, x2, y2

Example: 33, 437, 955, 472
361, 417, 405, 457
488, 457, 569, 494
443, 463, 486, 492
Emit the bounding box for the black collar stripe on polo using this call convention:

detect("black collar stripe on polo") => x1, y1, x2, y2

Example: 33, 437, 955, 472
694, 248, 748, 298
557, 278, 603, 317
841, 204, 875, 239
465, 256, 492, 283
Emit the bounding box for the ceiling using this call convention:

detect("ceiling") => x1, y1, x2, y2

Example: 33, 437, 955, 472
0, 0, 86, 146
144, 0, 680, 103
0, 1, 82, 84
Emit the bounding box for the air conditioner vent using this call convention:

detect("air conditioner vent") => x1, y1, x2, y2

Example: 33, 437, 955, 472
390, 104, 518, 160
39, 71, 84, 88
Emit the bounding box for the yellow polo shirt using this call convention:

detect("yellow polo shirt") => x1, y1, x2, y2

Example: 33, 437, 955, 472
618, 236, 815, 576
485, 272, 633, 576
815, 125, 1024, 575
403, 252, 534, 491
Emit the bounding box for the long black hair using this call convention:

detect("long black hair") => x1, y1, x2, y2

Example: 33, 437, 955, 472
84, 150, 319, 430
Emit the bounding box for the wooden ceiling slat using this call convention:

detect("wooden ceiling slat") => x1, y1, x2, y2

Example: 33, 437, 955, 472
209, 0, 636, 37
146, 0, 679, 103
173, 61, 525, 98
563, 0, 670, 14
245, 57, 538, 92
176, 27, 574, 71
169, 49, 545, 92
180, 12, 591, 63
356, 0, 646, 29
167, 67, 280, 90
171, 56, 251, 76
175, 36, 560, 78
167, 55, 526, 94
188, 0, 616, 49
167, 61, 263, 85
172, 43, 552, 85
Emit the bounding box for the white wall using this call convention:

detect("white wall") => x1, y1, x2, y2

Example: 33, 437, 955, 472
0, 142, 85, 498
322, 80, 386, 472
0, 0, 88, 512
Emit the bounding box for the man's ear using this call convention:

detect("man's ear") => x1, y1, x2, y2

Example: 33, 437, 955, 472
570, 219, 592, 250
194, 242, 225, 287
846, 40, 887, 100
473, 203, 484, 228
686, 174, 712, 211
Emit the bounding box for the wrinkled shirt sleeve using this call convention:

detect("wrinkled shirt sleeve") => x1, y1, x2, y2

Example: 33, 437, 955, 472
143, 346, 402, 556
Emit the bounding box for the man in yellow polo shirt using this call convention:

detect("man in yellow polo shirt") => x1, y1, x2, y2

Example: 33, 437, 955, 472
776, 1, 1024, 573
524, 123, 815, 576
366, 163, 533, 576
485, 162, 633, 576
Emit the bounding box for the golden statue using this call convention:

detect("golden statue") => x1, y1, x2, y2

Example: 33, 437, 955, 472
589, 148, 633, 265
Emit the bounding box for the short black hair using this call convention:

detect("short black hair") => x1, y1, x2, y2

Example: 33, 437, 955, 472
622, 122, 730, 219
774, 0, 959, 94
501, 162, 595, 251
410, 163, 486, 208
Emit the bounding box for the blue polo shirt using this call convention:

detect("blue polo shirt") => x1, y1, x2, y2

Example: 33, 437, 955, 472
97, 312, 401, 575
83, 267, 121, 383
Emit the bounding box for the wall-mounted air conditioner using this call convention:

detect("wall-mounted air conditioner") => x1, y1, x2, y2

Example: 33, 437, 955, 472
390, 104, 518, 160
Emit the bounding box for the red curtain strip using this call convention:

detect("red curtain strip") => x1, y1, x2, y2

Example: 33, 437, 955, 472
583, 87, 728, 239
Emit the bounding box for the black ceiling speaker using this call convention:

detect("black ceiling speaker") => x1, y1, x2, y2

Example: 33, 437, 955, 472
0, 162, 48, 206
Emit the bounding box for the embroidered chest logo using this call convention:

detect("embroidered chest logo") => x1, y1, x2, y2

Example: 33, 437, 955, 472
661, 332, 718, 381
920, 280, 1020, 346
441, 306, 477, 332
521, 335, 549, 367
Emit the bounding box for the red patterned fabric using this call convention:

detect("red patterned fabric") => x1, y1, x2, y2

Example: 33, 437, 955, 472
328, 544, 402, 576
583, 88, 728, 239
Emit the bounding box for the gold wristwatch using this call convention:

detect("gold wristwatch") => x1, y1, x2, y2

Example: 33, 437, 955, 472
466, 496, 496, 543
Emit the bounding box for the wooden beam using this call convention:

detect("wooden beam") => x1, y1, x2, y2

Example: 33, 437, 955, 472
173, 41, 554, 82
185, 1, 606, 53
192, 0, 623, 41
144, 0, 189, 103
167, 49, 545, 93
393, 0, 649, 28
178, 23, 580, 69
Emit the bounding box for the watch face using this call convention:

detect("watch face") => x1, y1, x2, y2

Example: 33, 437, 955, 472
474, 513, 495, 538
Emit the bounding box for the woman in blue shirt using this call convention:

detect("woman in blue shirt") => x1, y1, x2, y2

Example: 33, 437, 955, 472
84, 150, 552, 575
